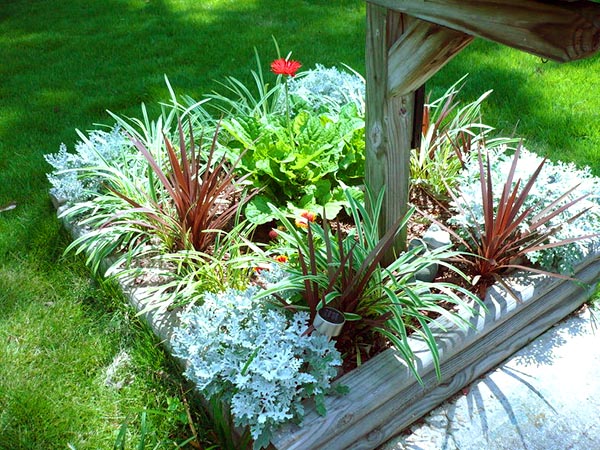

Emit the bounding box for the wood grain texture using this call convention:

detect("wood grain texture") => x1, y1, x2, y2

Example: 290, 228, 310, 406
367, 0, 600, 62
388, 20, 473, 96
365, 6, 415, 259
270, 253, 600, 449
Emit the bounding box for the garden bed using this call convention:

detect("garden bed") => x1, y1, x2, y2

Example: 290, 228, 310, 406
46, 59, 600, 448
54, 196, 600, 450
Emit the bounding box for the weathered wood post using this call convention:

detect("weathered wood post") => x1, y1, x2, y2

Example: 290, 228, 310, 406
365, 6, 471, 261
365, 8, 414, 259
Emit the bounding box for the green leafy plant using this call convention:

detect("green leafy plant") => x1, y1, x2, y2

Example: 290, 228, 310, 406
188, 48, 366, 224
430, 144, 597, 296
411, 77, 516, 201
134, 220, 259, 315
257, 189, 482, 380
221, 102, 365, 223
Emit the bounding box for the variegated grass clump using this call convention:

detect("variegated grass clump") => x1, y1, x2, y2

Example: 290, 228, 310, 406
410, 77, 517, 201
256, 189, 483, 381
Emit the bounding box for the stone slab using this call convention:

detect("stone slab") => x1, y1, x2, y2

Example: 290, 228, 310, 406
380, 306, 600, 450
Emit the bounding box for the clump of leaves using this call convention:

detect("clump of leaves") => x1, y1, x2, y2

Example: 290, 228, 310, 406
135, 220, 259, 316
432, 144, 597, 297
257, 189, 481, 380
45, 125, 134, 203
124, 118, 253, 252
411, 77, 516, 201
220, 102, 365, 224
455, 145, 600, 275
194, 48, 365, 224
204, 47, 286, 120
171, 287, 342, 450
288, 63, 365, 114
62, 118, 253, 276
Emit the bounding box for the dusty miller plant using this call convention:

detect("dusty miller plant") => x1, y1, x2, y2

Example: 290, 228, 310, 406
451, 145, 600, 274
288, 64, 365, 114
45, 126, 133, 203
171, 287, 342, 450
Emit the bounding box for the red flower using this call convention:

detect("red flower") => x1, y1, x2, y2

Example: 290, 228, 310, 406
275, 254, 288, 263
295, 211, 317, 229
270, 58, 302, 77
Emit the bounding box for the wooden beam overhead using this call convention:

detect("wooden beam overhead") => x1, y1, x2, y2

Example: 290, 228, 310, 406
367, 0, 600, 62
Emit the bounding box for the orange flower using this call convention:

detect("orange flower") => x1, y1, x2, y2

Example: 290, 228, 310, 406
295, 218, 308, 228
300, 211, 317, 222
295, 210, 317, 228
275, 254, 288, 263
270, 58, 302, 77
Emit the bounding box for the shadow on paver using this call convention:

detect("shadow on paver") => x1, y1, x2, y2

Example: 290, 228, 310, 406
513, 311, 589, 367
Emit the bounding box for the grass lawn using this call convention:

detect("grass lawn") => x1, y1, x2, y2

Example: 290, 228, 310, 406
1, 1, 598, 448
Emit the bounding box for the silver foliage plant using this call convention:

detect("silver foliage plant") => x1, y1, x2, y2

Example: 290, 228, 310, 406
45, 126, 132, 203
451, 145, 600, 274
171, 287, 342, 450
288, 63, 365, 114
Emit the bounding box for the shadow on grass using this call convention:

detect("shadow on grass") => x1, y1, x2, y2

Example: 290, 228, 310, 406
432, 39, 600, 172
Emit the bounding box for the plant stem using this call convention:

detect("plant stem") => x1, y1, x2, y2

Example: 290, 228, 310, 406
284, 80, 294, 146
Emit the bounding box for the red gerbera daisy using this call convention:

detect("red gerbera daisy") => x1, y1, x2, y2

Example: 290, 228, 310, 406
274, 254, 289, 263
270, 58, 302, 77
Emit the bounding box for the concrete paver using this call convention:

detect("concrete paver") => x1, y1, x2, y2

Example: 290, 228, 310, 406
381, 307, 600, 450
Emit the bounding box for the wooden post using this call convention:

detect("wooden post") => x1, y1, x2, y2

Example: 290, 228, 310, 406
365, 5, 472, 259
365, 6, 413, 260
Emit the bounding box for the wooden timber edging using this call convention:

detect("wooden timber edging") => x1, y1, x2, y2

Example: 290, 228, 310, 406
54, 198, 600, 450
269, 252, 600, 450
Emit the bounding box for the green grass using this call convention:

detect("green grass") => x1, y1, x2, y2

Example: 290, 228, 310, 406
1, 0, 599, 448
430, 40, 600, 173
0, 257, 204, 449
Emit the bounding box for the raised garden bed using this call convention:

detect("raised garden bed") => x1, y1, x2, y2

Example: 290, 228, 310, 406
54, 195, 600, 450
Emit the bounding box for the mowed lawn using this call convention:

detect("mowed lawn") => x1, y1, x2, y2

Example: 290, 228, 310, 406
1, 1, 599, 448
